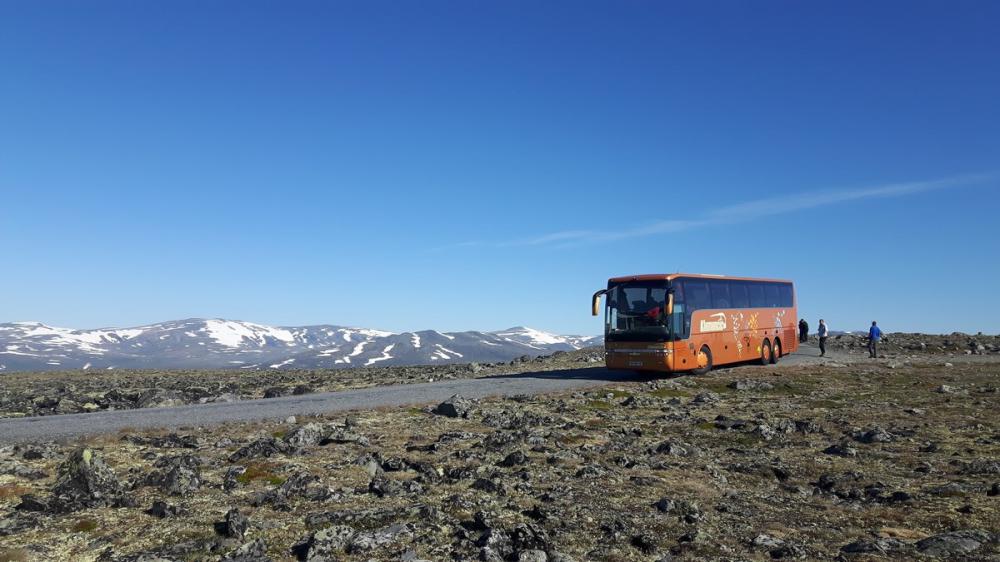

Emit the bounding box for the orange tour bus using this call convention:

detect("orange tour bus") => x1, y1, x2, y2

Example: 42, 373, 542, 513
592, 273, 797, 374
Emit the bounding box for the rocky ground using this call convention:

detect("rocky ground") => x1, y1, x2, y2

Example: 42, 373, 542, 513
0, 350, 604, 419
1, 352, 998, 561
3, 332, 997, 421
816, 332, 1000, 357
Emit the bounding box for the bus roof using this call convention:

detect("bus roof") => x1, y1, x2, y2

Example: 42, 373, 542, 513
608, 273, 794, 284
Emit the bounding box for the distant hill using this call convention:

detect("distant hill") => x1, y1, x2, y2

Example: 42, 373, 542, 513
0, 319, 602, 372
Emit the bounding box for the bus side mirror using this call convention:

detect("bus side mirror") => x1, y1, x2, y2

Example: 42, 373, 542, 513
591, 290, 606, 316
667, 293, 674, 317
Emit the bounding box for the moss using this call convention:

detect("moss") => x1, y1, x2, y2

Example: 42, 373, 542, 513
695, 422, 717, 431
585, 400, 612, 411
236, 462, 281, 485
607, 389, 632, 399
72, 519, 98, 533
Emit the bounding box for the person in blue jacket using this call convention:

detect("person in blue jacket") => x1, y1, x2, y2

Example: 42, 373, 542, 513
868, 321, 882, 358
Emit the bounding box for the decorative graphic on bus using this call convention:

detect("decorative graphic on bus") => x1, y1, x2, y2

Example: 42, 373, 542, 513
775, 309, 786, 329
730, 312, 744, 356
699, 312, 727, 332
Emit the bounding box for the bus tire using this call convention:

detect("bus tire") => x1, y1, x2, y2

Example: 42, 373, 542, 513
760, 339, 772, 366
691, 345, 713, 375
771, 339, 781, 364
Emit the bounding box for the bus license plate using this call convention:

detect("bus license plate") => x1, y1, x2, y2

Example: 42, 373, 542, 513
628, 360, 643, 367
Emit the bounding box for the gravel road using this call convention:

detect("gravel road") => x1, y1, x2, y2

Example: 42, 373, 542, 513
0, 347, 838, 444
0, 367, 643, 443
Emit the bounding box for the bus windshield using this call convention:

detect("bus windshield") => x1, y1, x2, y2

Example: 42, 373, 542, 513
605, 280, 670, 342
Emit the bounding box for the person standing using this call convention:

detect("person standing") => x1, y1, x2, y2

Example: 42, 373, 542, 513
868, 321, 882, 358
798, 319, 809, 343
817, 319, 828, 357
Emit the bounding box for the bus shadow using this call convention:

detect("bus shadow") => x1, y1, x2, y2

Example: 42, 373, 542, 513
483, 367, 681, 383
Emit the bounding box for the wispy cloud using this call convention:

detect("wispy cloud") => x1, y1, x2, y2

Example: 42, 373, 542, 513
463, 172, 995, 250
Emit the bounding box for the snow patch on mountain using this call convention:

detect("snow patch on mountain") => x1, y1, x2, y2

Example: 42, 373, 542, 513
365, 344, 396, 366
203, 319, 295, 348
0, 319, 601, 372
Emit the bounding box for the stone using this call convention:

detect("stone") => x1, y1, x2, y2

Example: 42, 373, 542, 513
291, 525, 356, 560
147, 455, 202, 496
229, 438, 289, 462
322, 426, 370, 446
433, 394, 473, 418
517, 550, 548, 562
691, 391, 720, 405
215, 507, 249, 539
263, 387, 289, 399
221, 538, 271, 561
652, 441, 697, 457
498, 451, 529, 467
840, 537, 908, 555
823, 443, 858, 457
348, 522, 413, 552
283, 423, 326, 448
224, 466, 248, 491
916, 529, 995, 557
854, 426, 894, 444
49, 448, 134, 511
147, 500, 182, 518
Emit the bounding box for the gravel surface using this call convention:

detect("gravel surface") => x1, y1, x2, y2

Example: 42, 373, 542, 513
0, 343, 957, 444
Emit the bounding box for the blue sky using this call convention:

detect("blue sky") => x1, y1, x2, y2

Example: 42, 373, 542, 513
2, 1, 998, 335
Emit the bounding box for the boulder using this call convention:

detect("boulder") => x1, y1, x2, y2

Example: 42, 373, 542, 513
49, 448, 134, 511
916, 529, 995, 557
147, 455, 202, 496
215, 507, 249, 540
291, 525, 355, 561
432, 394, 473, 418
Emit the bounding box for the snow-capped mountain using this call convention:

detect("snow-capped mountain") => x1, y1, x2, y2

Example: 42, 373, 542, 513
0, 320, 602, 372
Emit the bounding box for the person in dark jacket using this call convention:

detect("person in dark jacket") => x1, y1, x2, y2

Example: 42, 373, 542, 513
817, 319, 828, 357
798, 319, 809, 343
868, 321, 882, 358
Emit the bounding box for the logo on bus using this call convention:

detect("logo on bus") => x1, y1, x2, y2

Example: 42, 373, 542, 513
699, 312, 727, 332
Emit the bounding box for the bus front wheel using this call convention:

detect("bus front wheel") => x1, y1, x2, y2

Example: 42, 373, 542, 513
692, 345, 713, 375
760, 340, 772, 366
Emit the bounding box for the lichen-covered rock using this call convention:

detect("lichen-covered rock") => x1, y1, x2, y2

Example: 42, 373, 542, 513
916, 529, 996, 557
48, 448, 134, 511
221, 537, 271, 561
433, 394, 473, 418
291, 525, 355, 561
215, 507, 249, 540
147, 454, 202, 496
228, 438, 290, 462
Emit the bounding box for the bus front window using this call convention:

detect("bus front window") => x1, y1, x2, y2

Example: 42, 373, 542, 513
605, 281, 671, 342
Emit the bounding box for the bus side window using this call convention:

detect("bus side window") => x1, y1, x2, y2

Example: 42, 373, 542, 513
686, 281, 710, 312
710, 280, 731, 308
730, 281, 749, 308
765, 284, 781, 308
779, 283, 793, 307
748, 282, 766, 308
671, 303, 686, 338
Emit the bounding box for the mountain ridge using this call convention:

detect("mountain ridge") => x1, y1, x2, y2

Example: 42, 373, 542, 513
0, 319, 602, 373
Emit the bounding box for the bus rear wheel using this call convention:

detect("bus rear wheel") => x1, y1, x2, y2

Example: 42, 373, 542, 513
760, 340, 772, 366
771, 339, 781, 364
691, 345, 713, 375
